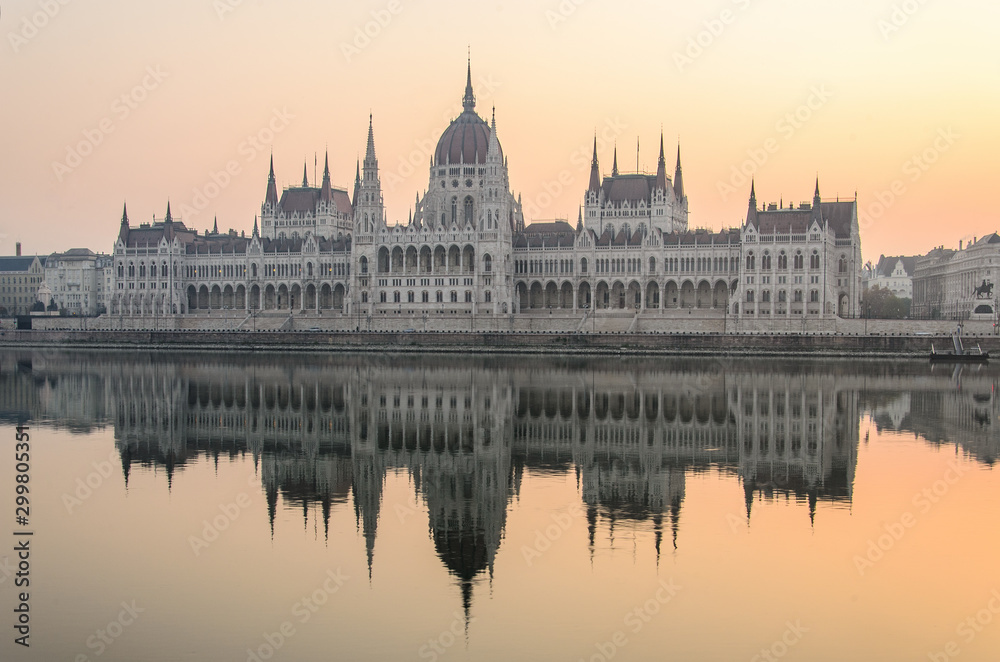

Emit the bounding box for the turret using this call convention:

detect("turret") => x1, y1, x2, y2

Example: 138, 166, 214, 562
673, 144, 685, 201
265, 155, 278, 208
321, 151, 333, 205
588, 136, 601, 193
746, 180, 758, 227
655, 133, 667, 191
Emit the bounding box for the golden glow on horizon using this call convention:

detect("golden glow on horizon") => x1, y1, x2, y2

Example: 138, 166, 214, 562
1, 0, 998, 260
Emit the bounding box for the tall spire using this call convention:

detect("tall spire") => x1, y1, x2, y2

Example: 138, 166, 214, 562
121, 201, 129, 225
265, 154, 278, 207
321, 150, 333, 204
673, 144, 685, 200
612, 145, 619, 177
212, 216, 218, 234
811, 176, 823, 225
462, 55, 476, 112
588, 135, 601, 193
165, 201, 172, 223
302, 161, 309, 188
366, 114, 376, 159
746, 180, 758, 226
252, 215, 259, 238
655, 132, 667, 190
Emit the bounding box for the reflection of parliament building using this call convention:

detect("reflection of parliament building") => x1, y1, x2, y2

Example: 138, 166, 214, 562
8, 352, 998, 618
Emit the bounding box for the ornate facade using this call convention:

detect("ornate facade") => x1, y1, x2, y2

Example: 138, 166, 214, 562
108, 62, 862, 327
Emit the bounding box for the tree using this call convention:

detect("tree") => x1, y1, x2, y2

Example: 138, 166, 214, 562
863, 285, 911, 319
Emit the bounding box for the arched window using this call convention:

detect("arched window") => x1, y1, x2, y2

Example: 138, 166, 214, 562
810, 251, 820, 269
838, 256, 847, 273
484, 254, 492, 272
451, 198, 457, 225
307, 263, 314, 277
746, 290, 755, 302
251, 263, 258, 278
794, 252, 804, 270
581, 258, 588, 274
762, 252, 772, 270
360, 257, 369, 274
778, 252, 788, 270
746, 252, 755, 271
464, 197, 474, 226
139, 263, 146, 278
118, 264, 124, 278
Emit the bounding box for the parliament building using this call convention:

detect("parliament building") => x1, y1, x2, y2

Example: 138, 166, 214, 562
108, 63, 862, 332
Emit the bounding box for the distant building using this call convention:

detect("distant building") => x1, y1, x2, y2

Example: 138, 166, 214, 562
912, 234, 1000, 319
865, 255, 916, 299
43, 248, 113, 315
0, 243, 44, 316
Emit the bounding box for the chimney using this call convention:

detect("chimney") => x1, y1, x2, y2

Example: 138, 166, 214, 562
16, 242, 21, 257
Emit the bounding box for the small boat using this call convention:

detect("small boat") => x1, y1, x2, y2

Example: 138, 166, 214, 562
930, 326, 990, 362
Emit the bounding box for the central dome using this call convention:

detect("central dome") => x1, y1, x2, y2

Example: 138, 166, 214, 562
433, 62, 503, 166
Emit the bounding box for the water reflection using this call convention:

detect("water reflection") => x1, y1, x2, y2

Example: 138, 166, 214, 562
2, 351, 999, 624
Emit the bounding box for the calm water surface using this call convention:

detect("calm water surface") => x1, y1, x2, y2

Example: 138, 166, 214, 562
1, 350, 999, 661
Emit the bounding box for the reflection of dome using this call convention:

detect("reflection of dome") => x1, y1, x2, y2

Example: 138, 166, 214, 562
433, 62, 502, 166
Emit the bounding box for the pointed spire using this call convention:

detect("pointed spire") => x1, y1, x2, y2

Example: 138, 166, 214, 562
121, 201, 129, 225
462, 55, 476, 112
612, 145, 619, 177
320, 150, 333, 204
212, 217, 218, 234
252, 215, 259, 238
588, 135, 601, 193
165, 201, 172, 223
302, 161, 309, 188
577, 207, 583, 232
811, 176, 823, 224
746, 180, 758, 227
366, 114, 376, 161
265, 154, 278, 207
655, 132, 668, 190
673, 143, 685, 200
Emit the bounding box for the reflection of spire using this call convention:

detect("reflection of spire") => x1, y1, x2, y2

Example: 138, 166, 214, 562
120, 444, 131, 490
587, 504, 597, 565
670, 500, 681, 552
267, 479, 278, 538
744, 478, 754, 524
653, 513, 662, 567
808, 489, 818, 528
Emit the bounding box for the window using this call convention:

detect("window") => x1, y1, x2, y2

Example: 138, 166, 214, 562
450, 291, 458, 303
810, 252, 820, 269
581, 258, 588, 274
762, 253, 772, 270
778, 252, 788, 270
746, 290, 755, 303
422, 291, 429, 303
762, 290, 771, 303
407, 291, 414, 303
810, 290, 819, 303
436, 291, 443, 303
464, 291, 472, 303
793, 253, 804, 270
746, 253, 755, 271
778, 290, 787, 303
794, 290, 803, 303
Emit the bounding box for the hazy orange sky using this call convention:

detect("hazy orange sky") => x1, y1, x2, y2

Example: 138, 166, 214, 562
2, 0, 998, 261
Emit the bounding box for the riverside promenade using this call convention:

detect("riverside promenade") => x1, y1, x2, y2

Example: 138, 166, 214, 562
1, 328, 995, 358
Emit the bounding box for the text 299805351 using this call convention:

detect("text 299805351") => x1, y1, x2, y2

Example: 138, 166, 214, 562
13, 424, 32, 648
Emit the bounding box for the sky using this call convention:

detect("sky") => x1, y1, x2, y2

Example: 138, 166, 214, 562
1, 0, 998, 262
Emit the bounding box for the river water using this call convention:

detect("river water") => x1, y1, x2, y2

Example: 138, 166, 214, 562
1, 350, 998, 661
